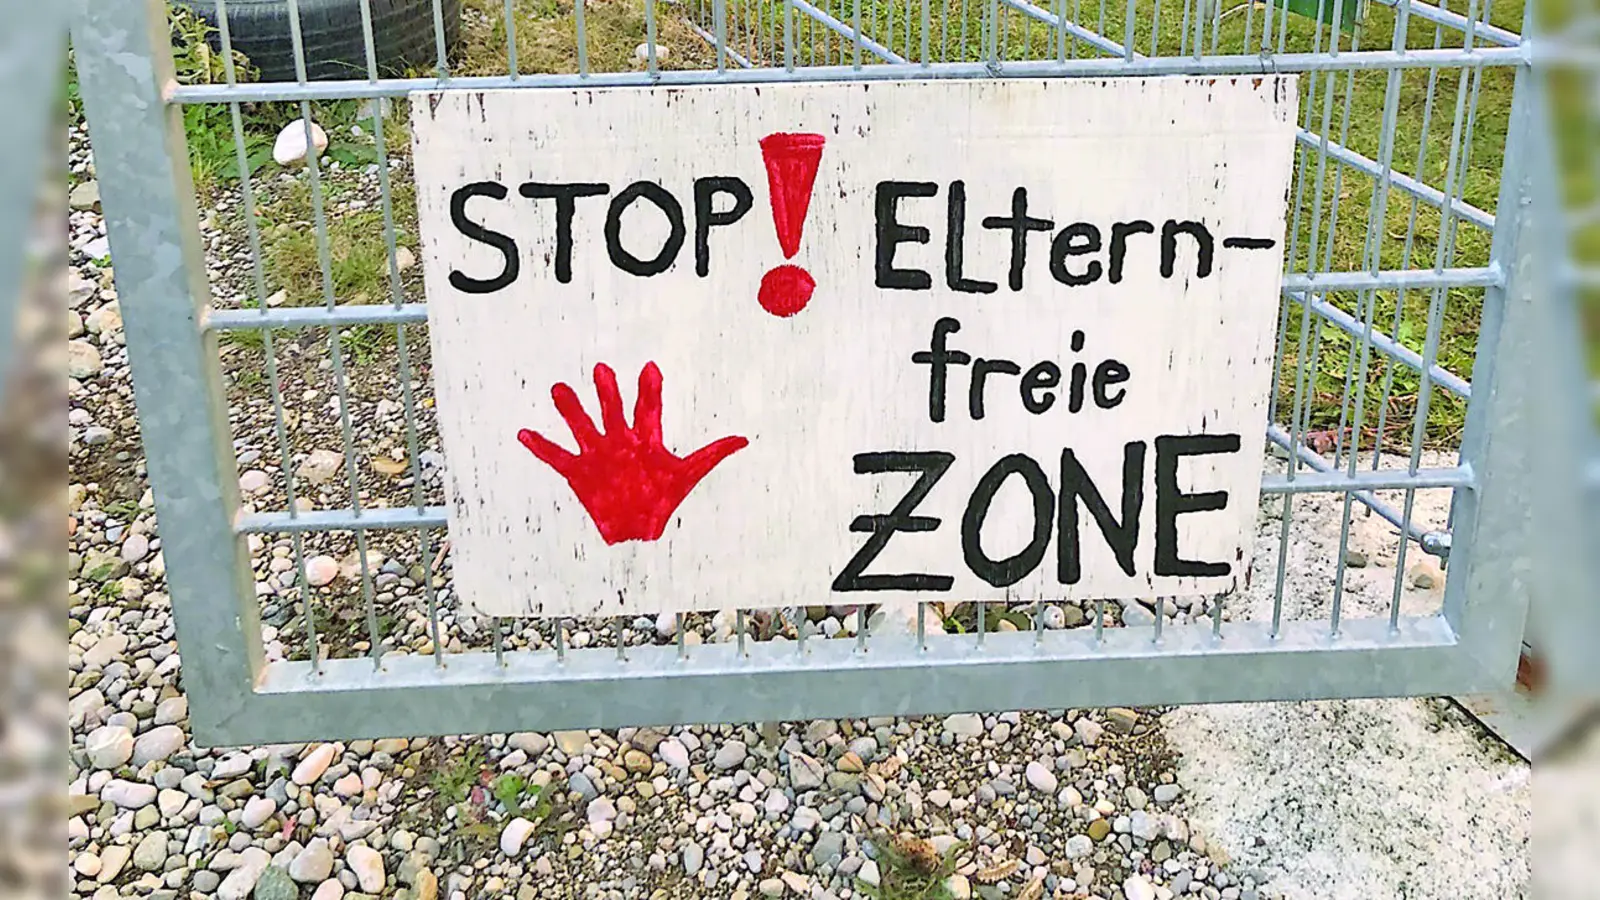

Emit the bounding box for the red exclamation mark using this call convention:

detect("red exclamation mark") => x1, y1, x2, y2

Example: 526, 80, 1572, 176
757, 132, 825, 318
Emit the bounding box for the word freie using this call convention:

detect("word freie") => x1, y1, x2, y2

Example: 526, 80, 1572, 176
913, 316, 1130, 422
442, 178, 1275, 294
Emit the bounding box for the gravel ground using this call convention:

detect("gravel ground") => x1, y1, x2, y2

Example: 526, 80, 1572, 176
1165, 473, 1531, 900
66, 114, 1530, 900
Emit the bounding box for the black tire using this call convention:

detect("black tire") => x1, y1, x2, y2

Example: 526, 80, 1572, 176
177, 0, 462, 83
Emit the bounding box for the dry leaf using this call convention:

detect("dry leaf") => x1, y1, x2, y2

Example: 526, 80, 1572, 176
1016, 874, 1045, 900
891, 833, 939, 875
974, 859, 1020, 884
372, 455, 408, 476
875, 755, 902, 779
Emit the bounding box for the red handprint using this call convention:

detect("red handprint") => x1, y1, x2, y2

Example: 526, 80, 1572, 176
517, 362, 749, 545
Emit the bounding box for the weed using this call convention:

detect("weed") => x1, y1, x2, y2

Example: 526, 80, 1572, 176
166, 7, 276, 196
103, 499, 140, 520
429, 744, 487, 804
858, 832, 965, 900
491, 773, 530, 810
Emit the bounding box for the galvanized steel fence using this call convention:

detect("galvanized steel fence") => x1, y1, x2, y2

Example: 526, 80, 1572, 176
69, 0, 1580, 746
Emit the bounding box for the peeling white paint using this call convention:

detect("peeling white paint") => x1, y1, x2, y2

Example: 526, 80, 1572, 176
411, 77, 1299, 618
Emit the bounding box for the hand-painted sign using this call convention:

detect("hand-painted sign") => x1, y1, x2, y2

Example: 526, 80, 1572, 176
411, 77, 1300, 619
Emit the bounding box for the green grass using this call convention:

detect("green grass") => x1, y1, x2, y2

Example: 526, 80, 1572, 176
221, 174, 418, 362
763, 0, 1517, 448
455, 0, 719, 76
171, 0, 1531, 446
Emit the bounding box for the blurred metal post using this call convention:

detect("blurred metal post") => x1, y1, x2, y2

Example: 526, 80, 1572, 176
71, 0, 265, 741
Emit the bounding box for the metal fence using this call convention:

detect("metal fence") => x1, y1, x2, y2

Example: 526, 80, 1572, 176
71, 0, 1571, 747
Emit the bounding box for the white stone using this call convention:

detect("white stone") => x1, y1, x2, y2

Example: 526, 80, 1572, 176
554, 730, 589, 756
858, 860, 881, 886
508, 733, 548, 755
345, 844, 385, 893
68, 270, 97, 307
273, 119, 329, 166
587, 796, 617, 823
500, 817, 535, 857
296, 450, 345, 485
85, 725, 135, 769
293, 744, 338, 785
157, 789, 188, 817
1065, 834, 1094, 859
713, 740, 747, 770
654, 611, 677, 638
1074, 717, 1104, 746
658, 738, 690, 770
154, 697, 188, 726
102, 779, 157, 808
943, 714, 984, 737
289, 838, 335, 883
311, 880, 345, 900
763, 791, 790, 816
305, 556, 339, 588
395, 246, 417, 272
928, 788, 953, 808
118, 532, 148, 564
332, 773, 363, 797
1025, 760, 1058, 794
1124, 875, 1156, 900
238, 470, 271, 494
68, 340, 104, 378
73, 852, 102, 877
241, 796, 277, 829
217, 847, 271, 900
86, 301, 122, 336
634, 42, 670, 62
82, 633, 128, 668
212, 753, 253, 779
70, 180, 101, 210
1129, 810, 1162, 841
788, 753, 825, 791
133, 830, 169, 871
98, 845, 131, 882
131, 724, 185, 766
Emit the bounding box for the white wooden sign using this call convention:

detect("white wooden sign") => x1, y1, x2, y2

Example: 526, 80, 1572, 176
411, 77, 1300, 619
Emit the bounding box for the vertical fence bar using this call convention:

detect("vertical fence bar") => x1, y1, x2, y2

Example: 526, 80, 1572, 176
505, 0, 521, 77
719, 0, 733, 71
786, 0, 796, 68
647, 0, 661, 74
576, 0, 591, 75
72, 0, 264, 742
853, 0, 864, 67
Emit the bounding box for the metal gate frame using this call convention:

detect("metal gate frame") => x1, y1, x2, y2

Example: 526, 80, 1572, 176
72, 0, 1547, 747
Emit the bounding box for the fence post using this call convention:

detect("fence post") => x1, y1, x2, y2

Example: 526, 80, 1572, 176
1438, 39, 1539, 688
72, 0, 263, 745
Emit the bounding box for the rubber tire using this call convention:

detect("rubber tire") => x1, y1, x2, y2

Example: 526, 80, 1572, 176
176, 0, 462, 83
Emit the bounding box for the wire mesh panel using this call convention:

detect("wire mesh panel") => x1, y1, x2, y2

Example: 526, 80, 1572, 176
72, 0, 1546, 746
